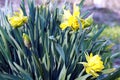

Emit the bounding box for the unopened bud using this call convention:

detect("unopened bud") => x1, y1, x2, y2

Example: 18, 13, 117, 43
22, 33, 31, 48
84, 13, 94, 27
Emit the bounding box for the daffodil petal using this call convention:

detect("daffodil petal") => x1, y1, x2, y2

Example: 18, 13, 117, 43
73, 3, 80, 18
60, 21, 70, 30
62, 10, 72, 20
90, 70, 99, 77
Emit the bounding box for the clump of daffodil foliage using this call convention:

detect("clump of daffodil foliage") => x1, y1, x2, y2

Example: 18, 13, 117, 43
0, 0, 120, 80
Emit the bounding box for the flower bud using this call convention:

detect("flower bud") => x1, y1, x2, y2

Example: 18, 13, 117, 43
22, 33, 31, 48
84, 14, 94, 28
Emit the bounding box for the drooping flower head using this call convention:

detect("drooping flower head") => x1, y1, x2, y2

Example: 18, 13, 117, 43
60, 4, 93, 31
80, 53, 104, 77
8, 9, 28, 28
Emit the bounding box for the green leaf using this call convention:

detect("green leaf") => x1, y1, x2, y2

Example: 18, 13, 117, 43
81, 11, 90, 18
32, 54, 44, 79
92, 25, 106, 41
13, 62, 32, 80
8, 32, 25, 57
0, 73, 23, 80
49, 36, 57, 42
75, 74, 91, 80
102, 68, 116, 74
101, 68, 120, 80
0, 74, 6, 80
59, 65, 67, 80
78, 0, 85, 8
20, 0, 27, 16
110, 52, 120, 59
55, 43, 65, 62
0, 26, 11, 61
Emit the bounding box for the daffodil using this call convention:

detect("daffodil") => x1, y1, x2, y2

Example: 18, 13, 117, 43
22, 33, 31, 48
60, 4, 80, 31
8, 9, 28, 28
60, 4, 93, 31
80, 53, 104, 77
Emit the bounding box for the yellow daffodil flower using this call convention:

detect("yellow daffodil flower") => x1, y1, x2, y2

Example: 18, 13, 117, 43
8, 9, 28, 28
80, 53, 104, 77
60, 4, 93, 31
60, 4, 80, 31
22, 33, 31, 48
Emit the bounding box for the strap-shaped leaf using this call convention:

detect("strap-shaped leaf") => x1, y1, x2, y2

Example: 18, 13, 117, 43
101, 68, 120, 80
75, 74, 91, 80
0, 73, 22, 80
13, 62, 32, 80
92, 25, 106, 41
55, 43, 65, 62
78, 0, 85, 8
58, 65, 66, 80
0, 26, 11, 61
102, 68, 116, 74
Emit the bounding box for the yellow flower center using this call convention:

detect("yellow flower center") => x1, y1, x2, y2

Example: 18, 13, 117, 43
68, 16, 80, 31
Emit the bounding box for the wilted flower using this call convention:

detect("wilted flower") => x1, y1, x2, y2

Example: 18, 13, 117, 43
80, 53, 104, 77
8, 9, 28, 28
22, 33, 31, 48
60, 4, 93, 31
